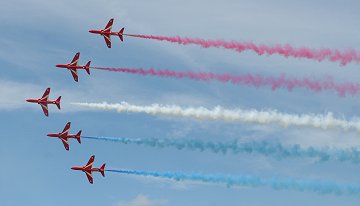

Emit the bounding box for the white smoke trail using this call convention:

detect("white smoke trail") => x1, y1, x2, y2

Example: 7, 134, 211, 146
72, 102, 360, 132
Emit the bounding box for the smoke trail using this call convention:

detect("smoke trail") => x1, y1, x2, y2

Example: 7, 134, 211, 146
93, 67, 360, 96
82, 136, 360, 163
125, 34, 360, 65
71, 102, 360, 132
106, 169, 360, 195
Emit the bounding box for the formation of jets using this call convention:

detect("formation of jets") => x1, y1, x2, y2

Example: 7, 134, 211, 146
26, 18, 124, 184
52, 19, 125, 82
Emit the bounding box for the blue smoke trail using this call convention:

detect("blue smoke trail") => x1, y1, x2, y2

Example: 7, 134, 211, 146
106, 169, 360, 195
82, 136, 360, 163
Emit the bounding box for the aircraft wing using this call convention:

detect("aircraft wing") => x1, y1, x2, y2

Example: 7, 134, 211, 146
85, 171, 93, 184
69, 52, 80, 66
61, 122, 71, 136
41, 88, 50, 101
70, 68, 79, 82
103, 34, 112, 48
40, 103, 49, 116
84, 155, 95, 170
61, 138, 70, 151
103, 18, 113, 32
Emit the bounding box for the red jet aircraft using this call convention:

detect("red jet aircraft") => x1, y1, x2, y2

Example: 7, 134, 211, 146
89, 18, 125, 48
71, 155, 106, 184
47, 122, 81, 151
26, 88, 61, 116
55, 52, 91, 82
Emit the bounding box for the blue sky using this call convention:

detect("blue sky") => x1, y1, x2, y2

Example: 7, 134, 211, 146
1, 0, 360, 205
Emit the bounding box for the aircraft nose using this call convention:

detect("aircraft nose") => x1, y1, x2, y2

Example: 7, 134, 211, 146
89, 30, 95, 33
26, 99, 31, 102
71, 167, 76, 170
55, 64, 61, 67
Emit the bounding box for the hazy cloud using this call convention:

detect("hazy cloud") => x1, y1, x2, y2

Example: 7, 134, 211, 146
115, 194, 167, 206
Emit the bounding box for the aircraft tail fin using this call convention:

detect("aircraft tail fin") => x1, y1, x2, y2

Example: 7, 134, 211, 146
76, 130, 82, 144
119, 28, 124, 42
85, 61, 91, 75
55, 96, 61, 110
100, 164, 106, 177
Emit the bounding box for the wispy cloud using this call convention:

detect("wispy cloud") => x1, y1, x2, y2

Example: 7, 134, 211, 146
0, 79, 42, 110
115, 194, 167, 206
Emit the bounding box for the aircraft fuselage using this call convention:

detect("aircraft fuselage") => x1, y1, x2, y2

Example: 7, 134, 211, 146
47, 133, 77, 139
89, 30, 122, 36
55, 64, 87, 69
71, 166, 103, 173
26, 99, 56, 104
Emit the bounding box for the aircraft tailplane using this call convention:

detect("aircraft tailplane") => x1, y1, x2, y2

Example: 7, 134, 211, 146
100, 164, 106, 177
119, 28, 124, 42
55, 96, 62, 110
76, 130, 82, 144
85, 61, 91, 75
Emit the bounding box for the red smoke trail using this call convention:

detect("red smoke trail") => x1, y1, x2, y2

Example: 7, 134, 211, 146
125, 34, 360, 65
93, 67, 360, 96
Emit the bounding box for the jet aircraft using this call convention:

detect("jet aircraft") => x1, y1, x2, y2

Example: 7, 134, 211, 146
89, 18, 125, 48
26, 88, 61, 116
56, 52, 91, 82
47, 122, 81, 151
71, 155, 106, 184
